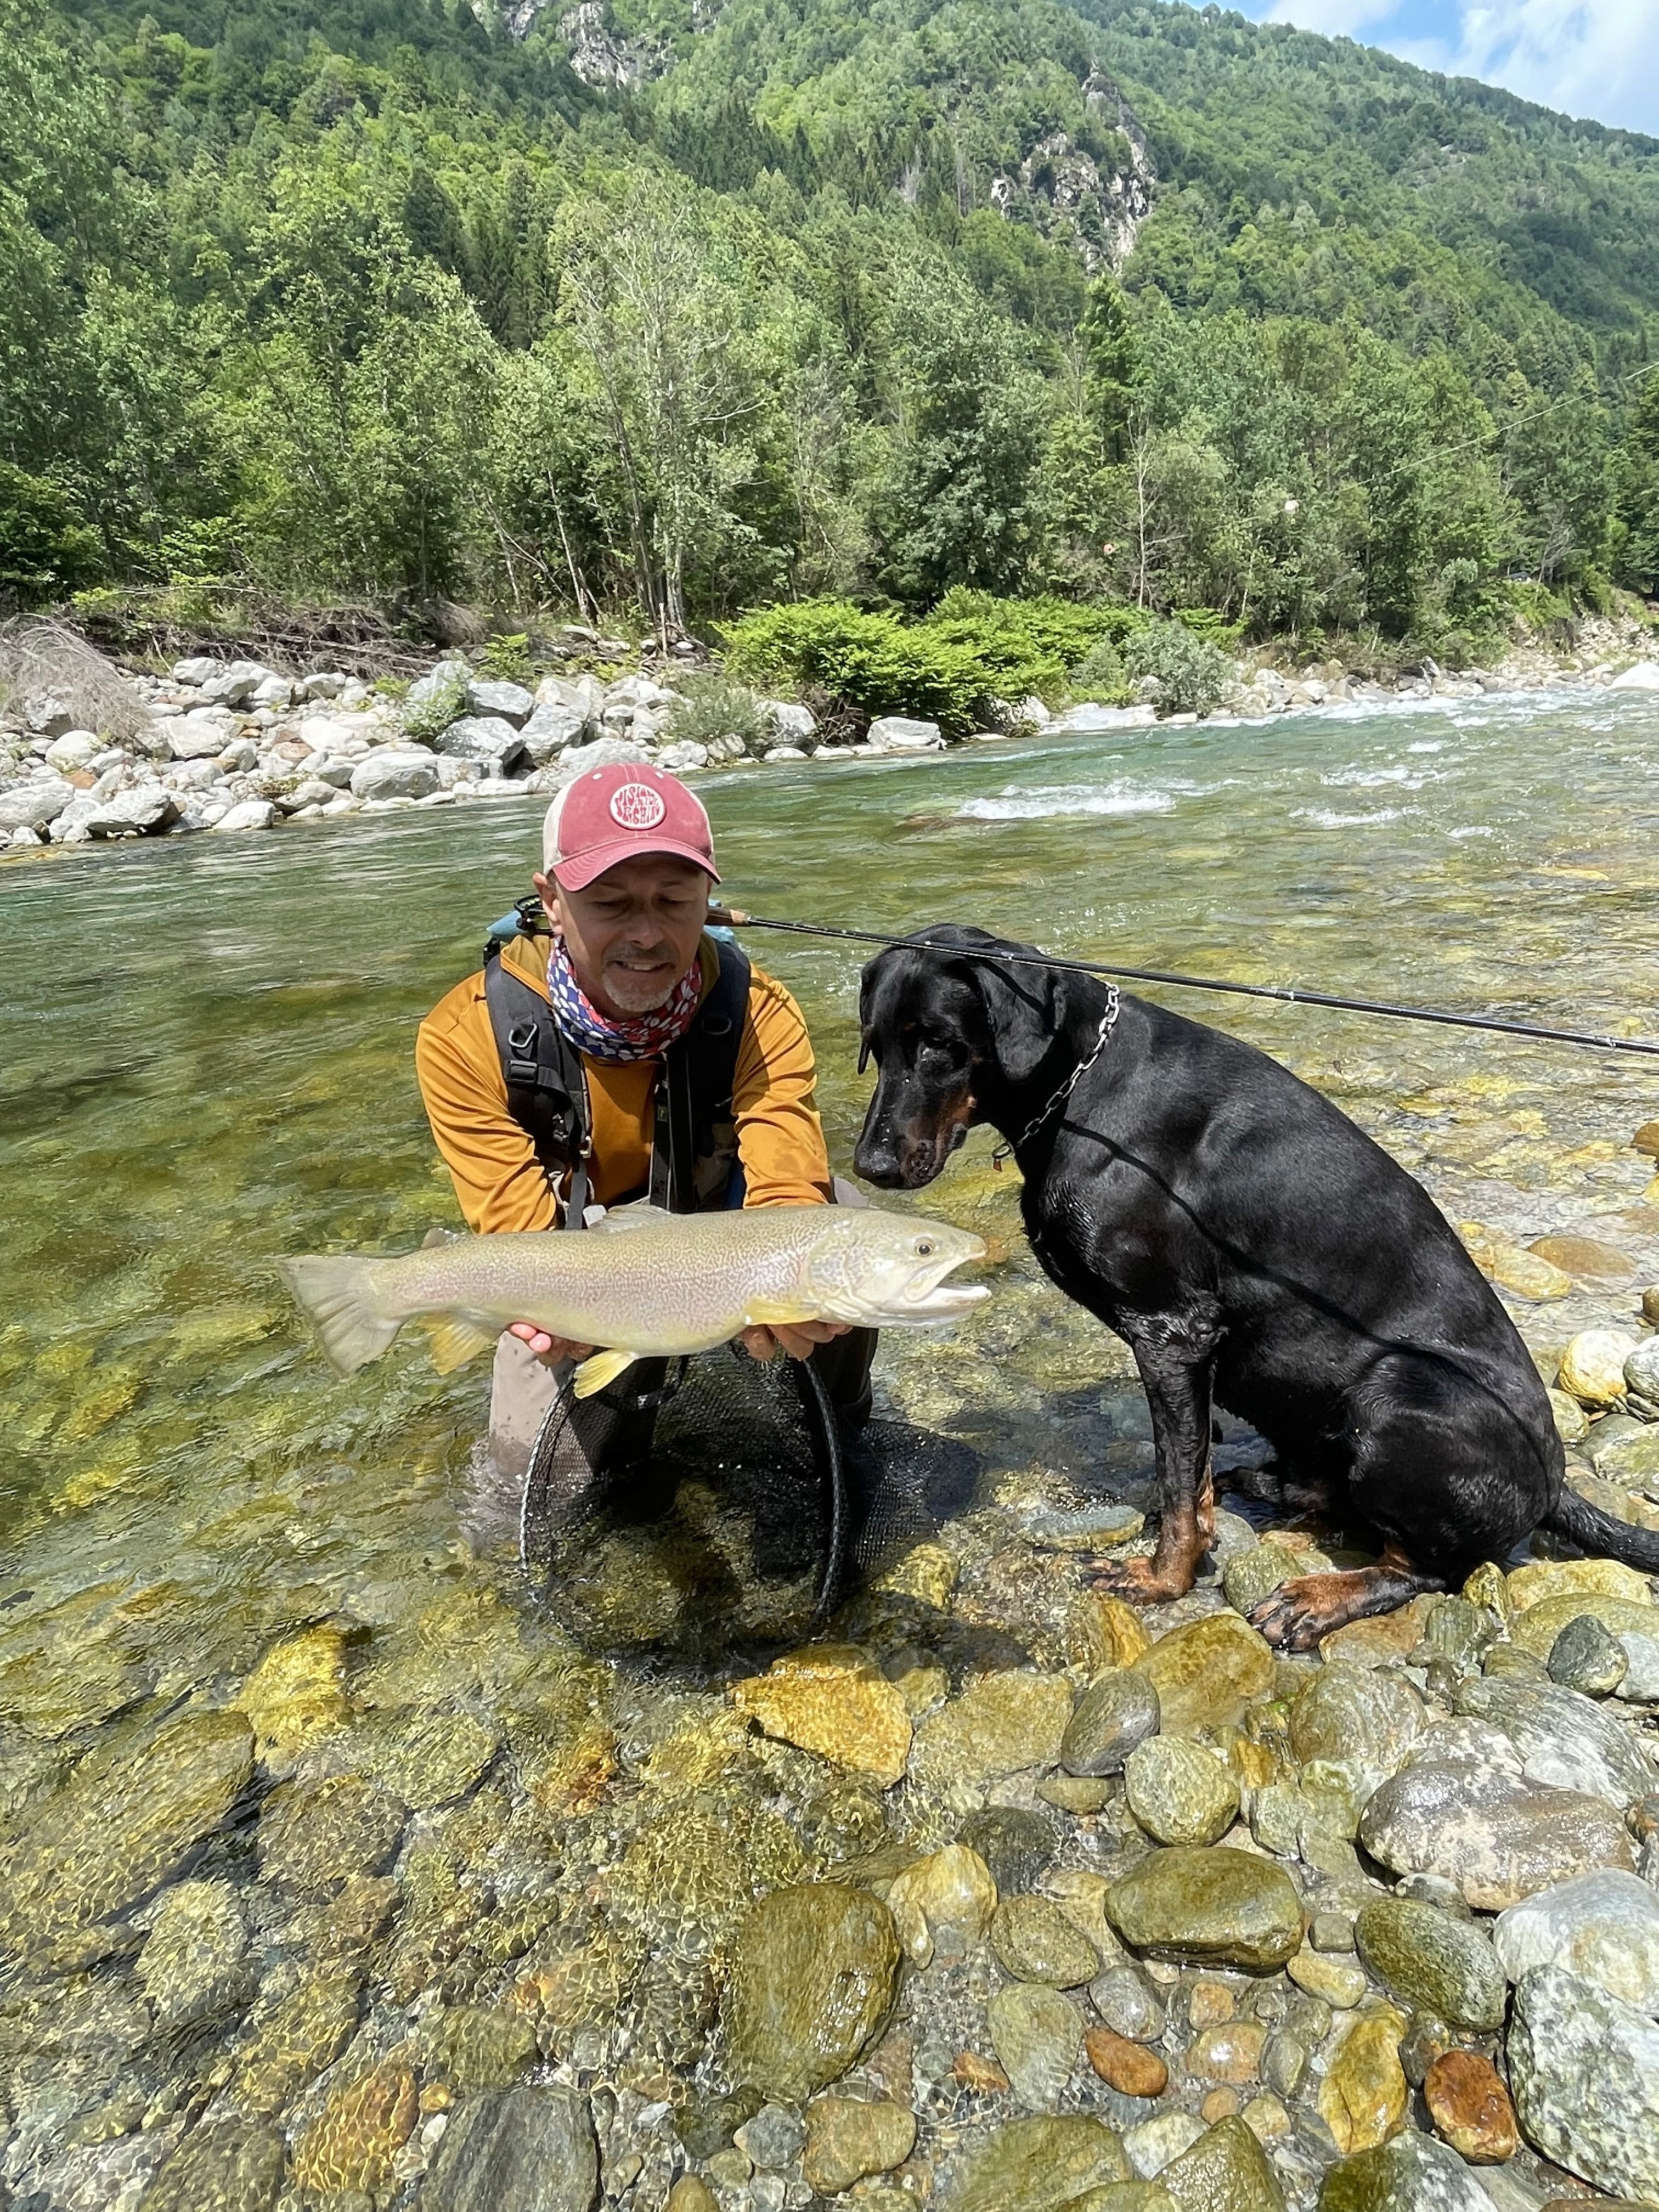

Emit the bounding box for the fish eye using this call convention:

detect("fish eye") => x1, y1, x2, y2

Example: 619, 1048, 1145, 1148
915, 1238, 935, 1256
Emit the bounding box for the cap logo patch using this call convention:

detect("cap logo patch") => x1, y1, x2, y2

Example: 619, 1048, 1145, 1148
609, 782, 667, 831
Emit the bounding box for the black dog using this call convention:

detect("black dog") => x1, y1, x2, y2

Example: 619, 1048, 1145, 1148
853, 925, 1658, 1647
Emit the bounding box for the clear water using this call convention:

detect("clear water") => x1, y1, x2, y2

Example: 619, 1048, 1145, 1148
3, 682, 1658, 2186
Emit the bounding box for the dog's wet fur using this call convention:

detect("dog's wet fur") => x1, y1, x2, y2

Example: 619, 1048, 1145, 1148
854, 924, 1659, 1647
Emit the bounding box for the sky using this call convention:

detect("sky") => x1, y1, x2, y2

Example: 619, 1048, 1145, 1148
1231, 0, 1659, 137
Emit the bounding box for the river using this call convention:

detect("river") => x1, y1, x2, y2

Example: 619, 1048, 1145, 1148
2, 684, 1657, 2201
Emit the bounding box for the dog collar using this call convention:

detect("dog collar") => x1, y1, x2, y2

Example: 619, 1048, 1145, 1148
992, 986, 1121, 1169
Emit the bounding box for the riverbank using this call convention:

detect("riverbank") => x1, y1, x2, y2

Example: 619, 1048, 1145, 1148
3, 614, 1658, 859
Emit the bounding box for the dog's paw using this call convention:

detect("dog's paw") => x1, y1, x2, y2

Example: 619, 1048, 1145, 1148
1084, 1552, 1193, 1605
1246, 1576, 1346, 1651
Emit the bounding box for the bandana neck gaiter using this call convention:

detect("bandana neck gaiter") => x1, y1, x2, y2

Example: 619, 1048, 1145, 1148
545, 937, 702, 1063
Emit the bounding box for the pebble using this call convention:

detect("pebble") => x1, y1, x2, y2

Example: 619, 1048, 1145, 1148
723, 1883, 901, 2100
1088, 1961, 1166, 2042
990, 1893, 1102, 1987
1131, 1615, 1275, 1736
1062, 1668, 1162, 1776
1158, 2114, 1287, 2211
1286, 1949, 1367, 2008
1423, 2050, 1518, 2163
958, 1805, 1059, 1895
1124, 1735, 1240, 1846
418, 2086, 599, 2212
1493, 1867, 1659, 2012
886, 1845, 998, 1968
1558, 1328, 1640, 1407
1357, 1758, 1634, 1908
1455, 1674, 1654, 1805
731, 1644, 913, 1785
1317, 2005, 1409, 2154
1318, 2131, 1502, 2210
734, 2103, 806, 2169
909, 1670, 1073, 1791
1124, 2111, 1206, 2177
1085, 2024, 1169, 2096
1105, 1847, 1304, 1971
1546, 1612, 1628, 1695
1507, 1963, 1659, 2200
946, 2113, 1131, 2211
986, 1982, 1082, 2108
800, 2096, 916, 2194
1352, 1898, 1507, 2029
1262, 2027, 1310, 2097
1186, 2021, 1267, 2083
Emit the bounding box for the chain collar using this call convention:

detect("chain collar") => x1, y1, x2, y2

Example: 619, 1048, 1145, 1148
991, 987, 1120, 1170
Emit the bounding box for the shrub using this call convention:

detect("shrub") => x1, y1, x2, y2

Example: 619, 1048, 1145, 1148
0, 464, 103, 605
921, 589, 1135, 699
402, 666, 469, 742
1066, 637, 1133, 704
478, 631, 534, 684
1122, 619, 1232, 715
723, 597, 986, 736
662, 670, 775, 758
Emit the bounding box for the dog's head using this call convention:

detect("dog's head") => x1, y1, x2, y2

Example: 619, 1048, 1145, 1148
853, 925, 1065, 1189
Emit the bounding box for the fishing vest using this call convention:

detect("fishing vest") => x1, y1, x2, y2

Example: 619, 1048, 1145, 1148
481, 899, 751, 1231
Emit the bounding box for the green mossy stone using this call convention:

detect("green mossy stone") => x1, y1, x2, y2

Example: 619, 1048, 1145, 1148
723, 1883, 900, 2102
945, 2114, 1130, 2212
1105, 1848, 1304, 1972
140, 2118, 286, 2212
987, 1982, 1084, 2108
1123, 1736, 1239, 1847
1286, 1667, 1424, 1779
1131, 1617, 1274, 1737
1061, 1669, 1161, 1778
1158, 2115, 1288, 2212
990, 1894, 1101, 1987
426, 2005, 540, 2091
1352, 1898, 1506, 2030
1318, 2133, 1498, 2211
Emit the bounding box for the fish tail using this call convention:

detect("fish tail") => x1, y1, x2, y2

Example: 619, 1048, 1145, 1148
278, 1255, 404, 1376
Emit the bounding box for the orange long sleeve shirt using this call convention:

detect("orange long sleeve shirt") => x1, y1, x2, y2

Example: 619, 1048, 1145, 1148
415, 931, 833, 1233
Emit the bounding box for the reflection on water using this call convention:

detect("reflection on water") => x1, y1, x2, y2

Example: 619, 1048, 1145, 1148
2, 685, 1658, 2195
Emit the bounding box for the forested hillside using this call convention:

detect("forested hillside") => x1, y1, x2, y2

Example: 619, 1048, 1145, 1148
5, 0, 1658, 655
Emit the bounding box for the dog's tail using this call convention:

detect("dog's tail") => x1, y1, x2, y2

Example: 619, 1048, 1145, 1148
1541, 1486, 1659, 1575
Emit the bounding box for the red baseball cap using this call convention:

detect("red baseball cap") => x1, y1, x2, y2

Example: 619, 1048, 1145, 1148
541, 763, 720, 891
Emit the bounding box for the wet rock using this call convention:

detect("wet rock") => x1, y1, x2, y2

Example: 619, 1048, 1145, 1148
1357, 1759, 1633, 1908
735, 2103, 806, 2168
1457, 1223, 1573, 1302
1317, 2132, 1497, 2211
1625, 1335, 1659, 1417
958, 1805, 1059, 1895
1124, 1737, 1239, 1847
291, 2059, 418, 2193
991, 1893, 1101, 1986
1493, 1868, 1659, 2012
1317, 2005, 1408, 2154
1063, 1668, 1161, 1776
138, 1879, 249, 2029
1124, 2111, 1206, 2176
1288, 1667, 1424, 1785
1067, 2186, 1178, 2211
1558, 1328, 1639, 1408
1454, 1675, 1652, 1805
235, 1970, 364, 2115
1089, 1960, 1166, 2041
1286, 1949, 1367, 2008
886, 1844, 997, 1967
910, 1671, 1073, 1794
1086, 2023, 1169, 2096
1105, 1848, 1304, 1971
1222, 1539, 1330, 1620
1531, 1233, 1634, 1281
1547, 1612, 1628, 1695
1321, 1596, 1441, 1670
1506, 1556, 1654, 1613
802, 2096, 917, 2193
1261, 2027, 1310, 2098
665, 2183, 719, 2212
233, 1624, 349, 1771
944, 2113, 1130, 2211
1589, 1420, 1659, 1492
1158, 2114, 1287, 2210
140, 2118, 285, 2212
988, 1982, 1082, 2108
1187, 2021, 1266, 2085
1352, 1898, 1506, 2029
724, 1883, 900, 2100
1507, 1963, 1659, 2200
426, 2006, 539, 2091
1065, 1593, 1153, 1672
351, 747, 441, 800
353, 1708, 498, 1807
1131, 1617, 1274, 1737
1423, 2049, 1517, 2163
731, 1645, 912, 1785
1509, 1591, 1659, 1674
419, 2084, 600, 2212
257, 1771, 406, 1893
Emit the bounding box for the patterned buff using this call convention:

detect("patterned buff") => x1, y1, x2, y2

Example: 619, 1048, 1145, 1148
545, 936, 702, 1063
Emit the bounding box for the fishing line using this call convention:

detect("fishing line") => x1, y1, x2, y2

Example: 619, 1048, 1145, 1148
712, 910, 1659, 1060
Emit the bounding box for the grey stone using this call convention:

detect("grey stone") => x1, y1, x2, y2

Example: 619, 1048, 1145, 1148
1288, 1664, 1424, 1785
1618, 1630, 1659, 1700
210, 799, 276, 832
434, 714, 527, 770
86, 787, 178, 837
1317, 2131, 1495, 2211
166, 709, 238, 759
350, 750, 442, 802
172, 655, 222, 685
419, 2085, 600, 2211
1122, 2111, 1206, 2178
734, 2103, 805, 2170
1063, 1669, 1161, 1777
1262, 2027, 1309, 2098
1352, 1897, 1506, 2029
764, 701, 817, 742
1507, 1963, 1659, 2200
1105, 1847, 1304, 1971
1358, 1758, 1633, 1908
43, 730, 99, 771
1493, 1867, 1659, 2013
1088, 1961, 1166, 2042
1425, 1598, 1499, 1671
986, 1983, 1082, 2109
1455, 1674, 1654, 1805
404, 658, 470, 710
657, 739, 709, 771
1547, 1612, 1629, 1696
201, 658, 274, 707
1123, 1736, 1239, 1847
0, 776, 75, 832
467, 678, 534, 724
867, 714, 945, 751
957, 1805, 1059, 1895
301, 670, 349, 699
540, 735, 653, 786
517, 703, 587, 762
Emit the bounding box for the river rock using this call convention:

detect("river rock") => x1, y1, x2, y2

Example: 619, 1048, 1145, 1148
140, 2119, 285, 2212
990, 1893, 1101, 1987
1590, 1421, 1659, 1493
1458, 1222, 1574, 1301
1089, 1960, 1166, 2041
354, 1708, 498, 1807
518, 702, 586, 761
0, 775, 75, 832
1422, 2050, 1517, 2163
886, 1844, 998, 1966
427, 2005, 539, 2091
257, 1771, 407, 1893
1288, 1666, 1424, 1785
945, 2114, 1129, 2211
544, 735, 653, 785
731, 1644, 912, 1785
1510, 1592, 1657, 1674
1287, 1947, 1367, 2007
1546, 1611, 1628, 1695
1558, 1329, 1640, 1408
1531, 1233, 1634, 1281
1131, 1616, 1274, 1736
1507, 1963, 1659, 2199
1624, 1335, 1659, 1416
1317, 2132, 1497, 2211
1352, 1898, 1506, 2029
910, 1670, 1073, 1793
1124, 1736, 1239, 1846
1066, 1592, 1153, 1671
467, 677, 534, 724
167, 707, 238, 757
139, 1878, 250, 2028
435, 713, 526, 770
350, 748, 441, 801
802, 2096, 916, 2194
724, 1883, 900, 2100
1493, 1867, 1659, 2012
1455, 1675, 1654, 1805
1611, 660, 1659, 690
1358, 1759, 1633, 1907
1158, 2114, 1286, 2210
1124, 2112, 1206, 2177
292, 2059, 417, 2193
85, 785, 179, 837
1062, 1668, 1161, 1776
419, 2085, 599, 2212
201, 657, 273, 707
1105, 1848, 1303, 1971
1222, 1538, 1330, 1618
867, 715, 945, 752
1507, 1556, 1654, 1612
988, 1982, 1082, 2107
1085, 2023, 1169, 2096
211, 797, 277, 831
235, 1624, 350, 1770
1318, 2005, 1408, 2154
958, 1804, 1059, 1893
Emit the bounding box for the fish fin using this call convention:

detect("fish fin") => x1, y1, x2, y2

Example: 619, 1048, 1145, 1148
572, 1348, 640, 1398
421, 1314, 500, 1375
421, 1226, 464, 1249
588, 1202, 675, 1236
278, 1256, 402, 1377
743, 1297, 823, 1329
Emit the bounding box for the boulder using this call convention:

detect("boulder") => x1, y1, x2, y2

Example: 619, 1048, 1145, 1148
172, 655, 223, 686
43, 730, 100, 772
0, 776, 75, 833
867, 715, 945, 752
1493, 1869, 1659, 2014
201, 659, 275, 707
166, 709, 238, 759
1507, 1963, 1659, 2200
1357, 1759, 1633, 1909
1318, 2132, 1498, 2211
23, 693, 75, 736
537, 735, 652, 787
300, 671, 349, 700
211, 800, 278, 833
85, 787, 179, 837
467, 677, 534, 725
433, 716, 526, 771
722, 1883, 900, 2101
517, 703, 587, 763
1609, 661, 1659, 691
403, 659, 470, 711
250, 674, 294, 708
419, 2085, 598, 2212
351, 751, 443, 803
764, 701, 817, 742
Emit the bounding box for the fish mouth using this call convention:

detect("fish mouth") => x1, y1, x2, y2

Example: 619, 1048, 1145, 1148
888, 1239, 990, 1320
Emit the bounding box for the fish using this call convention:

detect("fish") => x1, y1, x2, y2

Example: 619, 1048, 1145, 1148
279, 1201, 989, 1397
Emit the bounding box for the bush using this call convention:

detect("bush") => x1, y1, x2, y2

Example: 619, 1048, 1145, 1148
921, 589, 1136, 700
478, 631, 534, 684
662, 670, 775, 758
723, 598, 987, 736
0, 465, 103, 605
1122, 619, 1232, 715
1066, 636, 1133, 704
402, 666, 470, 742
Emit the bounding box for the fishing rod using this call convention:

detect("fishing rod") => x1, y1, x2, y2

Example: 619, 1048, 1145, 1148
709, 910, 1659, 1060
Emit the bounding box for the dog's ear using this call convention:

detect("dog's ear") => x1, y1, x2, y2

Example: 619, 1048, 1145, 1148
969, 955, 1066, 1086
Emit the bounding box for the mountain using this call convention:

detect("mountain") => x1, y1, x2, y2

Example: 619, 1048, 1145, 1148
4, 0, 1657, 644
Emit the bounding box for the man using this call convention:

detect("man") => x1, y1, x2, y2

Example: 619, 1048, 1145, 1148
416, 760, 875, 1487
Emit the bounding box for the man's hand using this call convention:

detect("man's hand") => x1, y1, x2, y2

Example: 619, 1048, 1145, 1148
509, 1322, 594, 1363
741, 1319, 851, 1362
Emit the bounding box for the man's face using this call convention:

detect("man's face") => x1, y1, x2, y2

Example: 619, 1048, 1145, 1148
534, 854, 712, 1018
